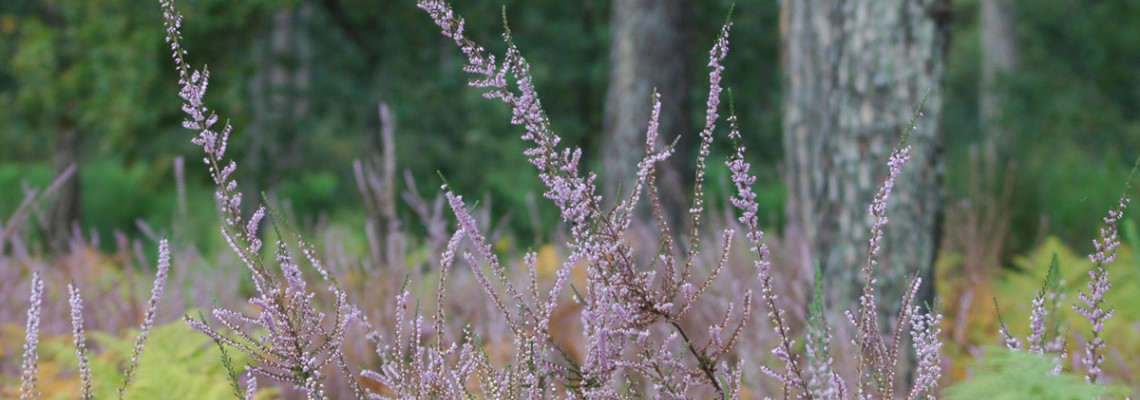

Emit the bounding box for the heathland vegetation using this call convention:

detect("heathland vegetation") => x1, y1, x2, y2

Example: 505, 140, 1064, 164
2, 0, 1140, 398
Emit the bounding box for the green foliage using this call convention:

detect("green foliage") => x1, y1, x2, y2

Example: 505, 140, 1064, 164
0, 0, 168, 158
0, 161, 51, 213
945, 346, 1130, 400
73, 321, 267, 399
938, 234, 1140, 385
80, 160, 156, 236
942, 0, 1140, 256
280, 171, 340, 214
1122, 218, 1140, 286
0, 158, 220, 253
997, 237, 1140, 383
2, 320, 271, 399
0, 0, 780, 246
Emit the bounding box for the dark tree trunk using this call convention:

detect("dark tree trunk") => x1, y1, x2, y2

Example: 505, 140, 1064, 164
245, 4, 313, 217
782, 0, 950, 328
48, 119, 80, 251
602, 0, 693, 226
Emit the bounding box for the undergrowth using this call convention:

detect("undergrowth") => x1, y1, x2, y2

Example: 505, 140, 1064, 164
3, 0, 1138, 399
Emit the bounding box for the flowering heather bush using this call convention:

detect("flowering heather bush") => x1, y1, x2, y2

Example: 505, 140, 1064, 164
7, 0, 1137, 398
147, 0, 957, 397
992, 163, 1139, 390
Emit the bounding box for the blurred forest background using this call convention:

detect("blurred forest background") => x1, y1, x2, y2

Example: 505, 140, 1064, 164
2, 0, 1138, 259
1, 0, 1138, 256
3, 0, 1140, 395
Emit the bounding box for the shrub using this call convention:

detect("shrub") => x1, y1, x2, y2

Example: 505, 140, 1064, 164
7, 0, 1136, 398
149, 0, 951, 397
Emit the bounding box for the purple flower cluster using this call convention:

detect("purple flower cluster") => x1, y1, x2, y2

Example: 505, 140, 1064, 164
17, 240, 172, 399
151, 0, 955, 396
151, 0, 1140, 397
163, 0, 362, 397
67, 284, 94, 400
12, 0, 1139, 397
1074, 194, 1128, 383
417, 1, 754, 396
907, 304, 942, 400
18, 272, 43, 400
993, 178, 1132, 385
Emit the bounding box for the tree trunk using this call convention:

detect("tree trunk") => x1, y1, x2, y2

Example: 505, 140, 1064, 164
48, 118, 80, 251
980, 0, 1017, 156
245, 4, 313, 217
602, 0, 692, 226
782, 0, 949, 328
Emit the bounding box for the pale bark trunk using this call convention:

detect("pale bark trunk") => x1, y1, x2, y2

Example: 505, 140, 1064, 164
782, 0, 950, 327
603, 0, 692, 226
980, 0, 1018, 156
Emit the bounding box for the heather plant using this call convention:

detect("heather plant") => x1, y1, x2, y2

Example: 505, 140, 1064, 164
10, 0, 1134, 398
3, 148, 215, 399
152, 0, 956, 396
985, 161, 1140, 396
161, 0, 365, 396
5, 320, 270, 399
12, 239, 171, 399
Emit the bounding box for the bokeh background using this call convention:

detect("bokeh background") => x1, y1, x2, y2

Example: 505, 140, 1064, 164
2, 0, 1138, 255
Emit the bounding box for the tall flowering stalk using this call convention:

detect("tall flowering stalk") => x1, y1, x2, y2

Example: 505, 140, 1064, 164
18, 272, 44, 400
845, 97, 946, 399
68, 284, 94, 400
418, 0, 753, 396
1026, 256, 1061, 355
725, 108, 807, 397
119, 239, 173, 397
1073, 160, 1137, 384
851, 144, 912, 396
17, 241, 172, 400
160, 0, 361, 397
758, 96, 940, 399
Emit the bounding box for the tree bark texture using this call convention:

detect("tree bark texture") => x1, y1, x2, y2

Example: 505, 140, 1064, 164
602, 0, 693, 226
781, 0, 950, 325
980, 0, 1018, 155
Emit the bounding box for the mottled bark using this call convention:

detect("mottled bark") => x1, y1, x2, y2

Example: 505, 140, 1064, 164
980, 0, 1018, 155
782, 0, 949, 326
602, 0, 692, 225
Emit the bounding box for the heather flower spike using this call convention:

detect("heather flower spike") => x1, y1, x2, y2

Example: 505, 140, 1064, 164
68, 284, 95, 400
119, 239, 172, 398
1073, 156, 1140, 383
19, 271, 44, 400
725, 97, 809, 396
1027, 254, 1061, 354
18, 238, 172, 400
163, 0, 362, 397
